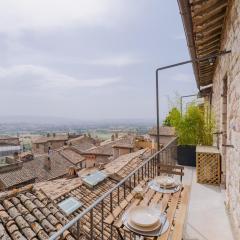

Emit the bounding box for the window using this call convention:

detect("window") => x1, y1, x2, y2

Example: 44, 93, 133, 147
58, 197, 82, 216
83, 171, 107, 188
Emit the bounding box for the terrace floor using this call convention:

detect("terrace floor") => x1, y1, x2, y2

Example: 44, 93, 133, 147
183, 167, 234, 240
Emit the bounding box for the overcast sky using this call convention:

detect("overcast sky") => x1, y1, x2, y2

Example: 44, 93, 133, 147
0, 0, 197, 122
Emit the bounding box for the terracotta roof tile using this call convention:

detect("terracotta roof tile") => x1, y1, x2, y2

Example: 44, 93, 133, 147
32, 135, 68, 144
84, 136, 134, 156
0, 168, 36, 190
59, 148, 85, 165
149, 126, 176, 136
68, 136, 97, 152
103, 149, 147, 176
24, 152, 75, 182
0, 187, 75, 240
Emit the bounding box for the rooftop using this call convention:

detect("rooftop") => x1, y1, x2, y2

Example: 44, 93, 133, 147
178, 0, 230, 88
0, 148, 150, 239
59, 147, 85, 166
0, 151, 76, 190
32, 135, 68, 144
83, 135, 135, 156
67, 135, 97, 152
0, 185, 75, 240
149, 126, 176, 136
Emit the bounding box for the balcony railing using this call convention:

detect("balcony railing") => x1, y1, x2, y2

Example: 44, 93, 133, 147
49, 137, 178, 240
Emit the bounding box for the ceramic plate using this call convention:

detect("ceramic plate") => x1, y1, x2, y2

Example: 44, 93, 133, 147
122, 212, 169, 237
128, 218, 161, 232
148, 180, 181, 194
155, 176, 175, 187
128, 206, 160, 227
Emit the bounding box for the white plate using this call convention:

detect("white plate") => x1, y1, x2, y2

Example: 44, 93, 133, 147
148, 180, 181, 194
155, 176, 175, 187
122, 212, 169, 237
128, 206, 160, 227
128, 218, 161, 232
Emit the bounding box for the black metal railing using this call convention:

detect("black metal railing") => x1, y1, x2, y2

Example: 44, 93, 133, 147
49, 137, 177, 240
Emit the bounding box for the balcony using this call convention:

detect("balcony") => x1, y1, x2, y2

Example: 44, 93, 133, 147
47, 137, 233, 240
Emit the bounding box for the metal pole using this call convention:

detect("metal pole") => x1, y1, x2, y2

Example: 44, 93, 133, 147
180, 96, 183, 117
156, 69, 160, 152
155, 50, 231, 153
180, 94, 198, 116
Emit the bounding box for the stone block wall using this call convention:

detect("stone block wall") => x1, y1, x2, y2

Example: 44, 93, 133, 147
211, 0, 240, 237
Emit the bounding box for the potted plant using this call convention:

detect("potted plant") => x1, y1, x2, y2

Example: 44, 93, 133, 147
163, 105, 214, 166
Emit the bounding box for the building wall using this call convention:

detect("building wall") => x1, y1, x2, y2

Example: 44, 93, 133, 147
95, 155, 110, 165
135, 139, 152, 149
150, 136, 176, 149
32, 143, 45, 154
211, 0, 240, 237
0, 137, 20, 146
32, 140, 66, 154
119, 148, 131, 156
113, 147, 132, 159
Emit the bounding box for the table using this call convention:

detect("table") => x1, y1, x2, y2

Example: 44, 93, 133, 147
104, 181, 190, 240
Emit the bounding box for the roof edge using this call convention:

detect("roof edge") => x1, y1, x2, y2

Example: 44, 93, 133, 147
177, 0, 200, 89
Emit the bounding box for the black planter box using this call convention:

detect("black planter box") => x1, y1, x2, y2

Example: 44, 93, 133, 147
177, 145, 196, 167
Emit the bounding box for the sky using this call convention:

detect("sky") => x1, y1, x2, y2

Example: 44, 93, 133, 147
0, 0, 197, 122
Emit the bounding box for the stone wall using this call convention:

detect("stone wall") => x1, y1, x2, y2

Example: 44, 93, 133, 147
211, 0, 240, 237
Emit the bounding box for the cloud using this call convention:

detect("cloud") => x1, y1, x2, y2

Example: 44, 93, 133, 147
0, 0, 119, 34
83, 55, 142, 67
0, 65, 120, 92
171, 73, 193, 83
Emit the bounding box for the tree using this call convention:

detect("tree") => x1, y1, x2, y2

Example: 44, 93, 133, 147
163, 104, 214, 146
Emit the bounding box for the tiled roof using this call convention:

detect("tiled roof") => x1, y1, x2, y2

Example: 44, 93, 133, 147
39, 150, 147, 239
24, 152, 74, 182
0, 168, 36, 190
178, 0, 229, 87
103, 149, 147, 176
67, 136, 96, 152
35, 178, 82, 201
0, 152, 75, 190
0, 148, 150, 240
59, 148, 85, 165
149, 126, 176, 136
84, 136, 134, 156
32, 135, 68, 144
0, 185, 75, 240
39, 149, 148, 203
0, 136, 19, 140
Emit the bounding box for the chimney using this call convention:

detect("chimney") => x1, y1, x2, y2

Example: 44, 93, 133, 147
53, 133, 56, 137
67, 167, 77, 178
44, 156, 51, 170
115, 132, 118, 139
111, 134, 115, 141
13, 152, 19, 161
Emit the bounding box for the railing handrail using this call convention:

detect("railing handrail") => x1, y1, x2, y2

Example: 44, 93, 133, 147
49, 137, 177, 240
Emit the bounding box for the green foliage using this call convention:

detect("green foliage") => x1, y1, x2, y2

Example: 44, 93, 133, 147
163, 105, 214, 146
163, 107, 181, 127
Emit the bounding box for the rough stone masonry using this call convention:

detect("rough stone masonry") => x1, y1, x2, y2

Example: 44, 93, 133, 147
211, 0, 240, 238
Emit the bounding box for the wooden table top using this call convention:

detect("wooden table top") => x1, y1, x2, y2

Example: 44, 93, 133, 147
104, 180, 190, 240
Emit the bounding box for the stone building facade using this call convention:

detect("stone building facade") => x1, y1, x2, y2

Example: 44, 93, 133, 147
178, 0, 240, 237
32, 135, 68, 154
210, 0, 240, 236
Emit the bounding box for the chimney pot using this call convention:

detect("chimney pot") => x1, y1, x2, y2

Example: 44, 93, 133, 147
111, 135, 114, 141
